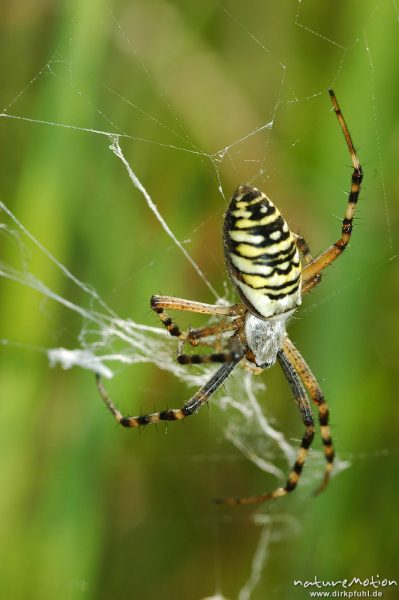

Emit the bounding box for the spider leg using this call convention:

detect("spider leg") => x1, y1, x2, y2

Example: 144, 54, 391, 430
151, 294, 244, 342
282, 336, 335, 495
301, 274, 322, 295
187, 318, 243, 347
293, 233, 322, 295
178, 350, 242, 365
178, 323, 245, 364
302, 89, 363, 290
293, 233, 314, 266
95, 352, 242, 428
215, 346, 315, 505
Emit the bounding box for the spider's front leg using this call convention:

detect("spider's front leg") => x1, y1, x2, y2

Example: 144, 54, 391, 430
95, 297, 245, 429
282, 337, 335, 494
215, 346, 316, 505
96, 349, 242, 428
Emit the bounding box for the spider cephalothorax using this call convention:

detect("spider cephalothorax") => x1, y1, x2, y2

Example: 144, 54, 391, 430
96, 90, 363, 504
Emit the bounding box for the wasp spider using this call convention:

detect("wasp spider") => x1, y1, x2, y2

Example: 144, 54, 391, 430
96, 90, 363, 504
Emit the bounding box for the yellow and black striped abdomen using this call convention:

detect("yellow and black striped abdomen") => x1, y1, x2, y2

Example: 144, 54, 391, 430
224, 185, 302, 318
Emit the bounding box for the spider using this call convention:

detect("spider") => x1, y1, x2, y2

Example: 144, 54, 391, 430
96, 89, 362, 505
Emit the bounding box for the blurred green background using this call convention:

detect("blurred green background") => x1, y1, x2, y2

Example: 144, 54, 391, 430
0, 1, 398, 599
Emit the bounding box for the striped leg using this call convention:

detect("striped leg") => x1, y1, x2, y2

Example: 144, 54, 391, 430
178, 350, 242, 365
215, 348, 315, 505
294, 233, 313, 265
302, 89, 363, 289
282, 336, 335, 494
96, 356, 241, 428
150, 294, 244, 342
180, 318, 245, 358
293, 233, 322, 295
187, 318, 243, 347
301, 274, 322, 295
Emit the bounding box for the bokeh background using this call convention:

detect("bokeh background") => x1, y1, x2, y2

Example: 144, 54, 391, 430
0, 1, 398, 599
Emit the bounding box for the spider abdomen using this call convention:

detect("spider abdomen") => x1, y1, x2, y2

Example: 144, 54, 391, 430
224, 185, 302, 318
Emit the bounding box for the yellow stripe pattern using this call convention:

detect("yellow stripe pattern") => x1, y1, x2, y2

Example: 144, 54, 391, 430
223, 185, 302, 318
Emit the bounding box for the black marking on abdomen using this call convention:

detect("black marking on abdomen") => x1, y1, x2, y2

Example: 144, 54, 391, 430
251, 241, 298, 264
223, 185, 302, 316
241, 272, 302, 292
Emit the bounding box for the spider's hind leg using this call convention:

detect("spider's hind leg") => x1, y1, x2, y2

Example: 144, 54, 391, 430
293, 233, 322, 295
301, 89, 363, 288
293, 233, 314, 266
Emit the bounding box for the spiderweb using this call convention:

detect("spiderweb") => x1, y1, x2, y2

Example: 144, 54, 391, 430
0, 1, 396, 599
